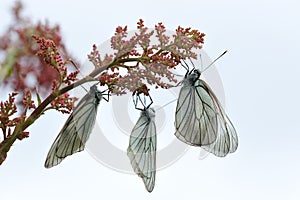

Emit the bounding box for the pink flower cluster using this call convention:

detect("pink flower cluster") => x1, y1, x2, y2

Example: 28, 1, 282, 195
22, 89, 36, 110
0, 92, 18, 140
90, 19, 205, 96
33, 35, 79, 89
32, 35, 64, 68
49, 93, 78, 114
88, 44, 114, 69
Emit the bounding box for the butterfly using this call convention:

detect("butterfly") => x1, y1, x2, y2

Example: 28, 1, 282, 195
45, 84, 108, 168
174, 52, 238, 157
127, 94, 157, 192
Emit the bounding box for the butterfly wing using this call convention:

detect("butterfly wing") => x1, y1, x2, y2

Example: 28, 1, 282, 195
127, 108, 157, 192
175, 77, 218, 146
45, 85, 102, 168
200, 80, 238, 156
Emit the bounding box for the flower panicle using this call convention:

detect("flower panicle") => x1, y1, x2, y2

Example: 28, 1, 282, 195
32, 35, 63, 68
136, 19, 155, 51
0, 92, 20, 139
111, 25, 138, 59
87, 19, 205, 97
88, 44, 114, 69
49, 93, 78, 114
0, 92, 18, 118
171, 26, 205, 59
22, 89, 36, 109
32, 35, 79, 89
155, 22, 170, 47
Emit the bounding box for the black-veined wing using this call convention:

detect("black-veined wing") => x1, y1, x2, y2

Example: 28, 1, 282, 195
175, 70, 218, 146
45, 84, 103, 168
200, 80, 238, 156
127, 107, 157, 192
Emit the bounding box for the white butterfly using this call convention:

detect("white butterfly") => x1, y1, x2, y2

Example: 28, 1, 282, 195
45, 84, 107, 168
127, 95, 156, 192
175, 52, 238, 157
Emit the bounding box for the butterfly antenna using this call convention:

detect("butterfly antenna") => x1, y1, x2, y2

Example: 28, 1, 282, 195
69, 59, 89, 92
202, 50, 228, 73
199, 53, 203, 69
69, 59, 85, 77
155, 98, 177, 111
173, 73, 184, 78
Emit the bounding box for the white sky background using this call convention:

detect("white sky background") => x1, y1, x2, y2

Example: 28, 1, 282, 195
1, 0, 300, 199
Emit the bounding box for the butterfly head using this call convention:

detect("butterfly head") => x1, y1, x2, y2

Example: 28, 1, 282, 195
193, 69, 201, 77
89, 84, 102, 101
185, 69, 201, 85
